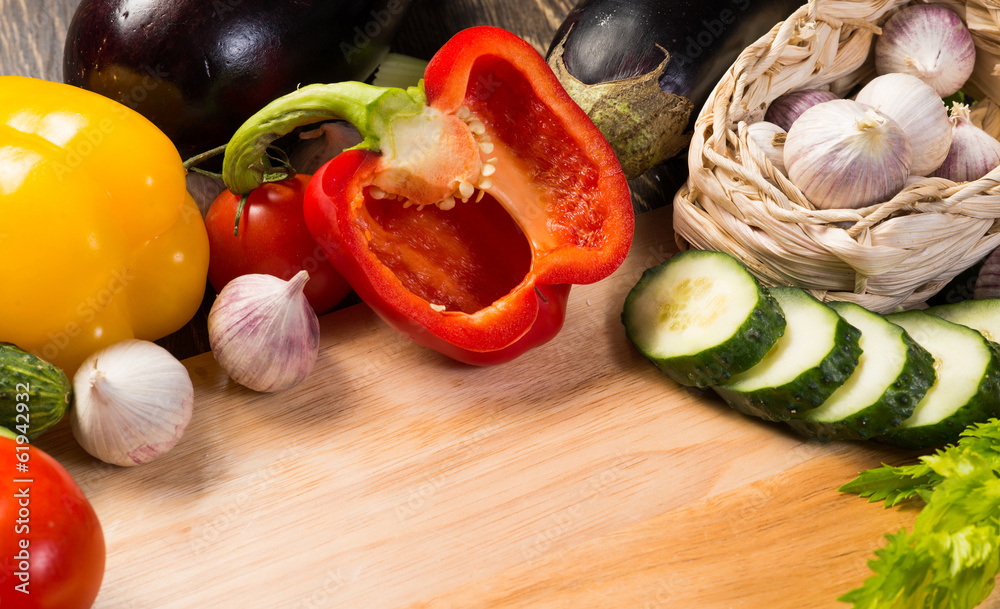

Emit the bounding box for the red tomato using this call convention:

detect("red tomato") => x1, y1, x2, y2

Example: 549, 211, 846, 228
205, 174, 352, 315
0, 435, 105, 609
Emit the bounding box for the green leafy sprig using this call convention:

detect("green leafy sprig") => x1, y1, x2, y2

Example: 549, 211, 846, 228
839, 419, 1000, 608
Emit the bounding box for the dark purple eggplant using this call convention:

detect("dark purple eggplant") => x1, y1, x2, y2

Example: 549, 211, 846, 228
63, 0, 415, 158
547, 0, 802, 178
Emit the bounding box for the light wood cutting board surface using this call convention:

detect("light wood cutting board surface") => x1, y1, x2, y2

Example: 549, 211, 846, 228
5, 0, 998, 607
31, 205, 967, 609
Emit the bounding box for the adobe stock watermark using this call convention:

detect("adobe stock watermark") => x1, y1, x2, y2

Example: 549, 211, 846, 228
392, 422, 506, 522
211, 0, 244, 18
520, 451, 632, 560
53, 64, 169, 182
639, 574, 691, 609
189, 441, 306, 555
113, 64, 171, 112
669, 0, 753, 69
37, 266, 137, 363
341, 1, 410, 64
283, 568, 355, 609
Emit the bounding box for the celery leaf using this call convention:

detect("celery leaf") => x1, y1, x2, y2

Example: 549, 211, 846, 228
839, 462, 939, 507
840, 419, 1000, 608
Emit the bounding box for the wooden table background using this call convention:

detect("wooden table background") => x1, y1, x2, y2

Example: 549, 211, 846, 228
3, 1, 996, 608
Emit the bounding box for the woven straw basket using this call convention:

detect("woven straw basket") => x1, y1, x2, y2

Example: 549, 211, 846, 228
674, 0, 1000, 313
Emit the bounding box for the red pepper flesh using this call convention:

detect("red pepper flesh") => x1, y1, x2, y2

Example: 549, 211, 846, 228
222, 27, 633, 365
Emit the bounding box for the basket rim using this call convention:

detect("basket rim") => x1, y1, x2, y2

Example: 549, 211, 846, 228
674, 0, 1000, 312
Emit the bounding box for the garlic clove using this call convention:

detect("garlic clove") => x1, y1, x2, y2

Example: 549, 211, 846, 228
874, 4, 976, 98
208, 270, 320, 393
71, 340, 194, 467
764, 89, 839, 132
784, 99, 911, 210
855, 73, 952, 177
930, 103, 1000, 183
746, 121, 788, 176
975, 247, 1000, 300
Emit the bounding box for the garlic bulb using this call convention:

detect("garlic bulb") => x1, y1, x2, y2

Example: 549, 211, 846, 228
975, 247, 1000, 300
746, 121, 787, 176
855, 73, 952, 176
874, 4, 975, 98
764, 89, 839, 132
784, 99, 911, 210
930, 103, 1000, 183
71, 340, 194, 467
208, 270, 320, 393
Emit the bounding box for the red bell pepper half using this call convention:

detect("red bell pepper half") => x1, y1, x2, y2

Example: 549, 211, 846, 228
220, 26, 633, 365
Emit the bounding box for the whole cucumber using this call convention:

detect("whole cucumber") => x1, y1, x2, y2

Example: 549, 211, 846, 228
63, 0, 415, 158
547, 0, 802, 178
0, 343, 72, 441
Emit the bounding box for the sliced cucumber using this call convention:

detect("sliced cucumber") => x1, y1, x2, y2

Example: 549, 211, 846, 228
621, 250, 786, 388
713, 287, 862, 421
925, 299, 1000, 342
786, 302, 935, 441
878, 310, 1000, 449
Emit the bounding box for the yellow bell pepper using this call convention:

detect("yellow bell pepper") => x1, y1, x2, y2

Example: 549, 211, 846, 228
0, 76, 209, 373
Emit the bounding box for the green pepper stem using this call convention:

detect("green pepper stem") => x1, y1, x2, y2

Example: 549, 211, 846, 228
222, 81, 426, 195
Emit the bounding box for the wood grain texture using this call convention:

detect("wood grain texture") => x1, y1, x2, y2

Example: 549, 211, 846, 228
0, 0, 76, 81
26, 204, 995, 609
8, 2, 994, 608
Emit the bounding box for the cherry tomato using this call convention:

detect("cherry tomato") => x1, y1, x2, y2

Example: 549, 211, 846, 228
205, 174, 352, 315
0, 435, 105, 609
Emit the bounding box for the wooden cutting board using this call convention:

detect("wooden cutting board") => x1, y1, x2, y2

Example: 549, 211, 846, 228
8, 0, 1000, 606
33, 204, 983, 609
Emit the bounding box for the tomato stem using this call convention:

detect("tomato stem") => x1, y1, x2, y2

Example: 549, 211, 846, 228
233, 194, 250, 237
183, 144, 227, 173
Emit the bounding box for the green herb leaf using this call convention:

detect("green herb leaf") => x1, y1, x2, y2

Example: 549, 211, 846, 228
840, 419, 1000, 608
840, 527, 1000, 609
838, 462, 940, 507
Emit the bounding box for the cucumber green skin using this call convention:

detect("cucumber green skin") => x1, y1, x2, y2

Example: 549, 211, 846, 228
0, 343, 72, 440
786, 328, 935, 441
713, 313, 863, 422
876, 341, 1000, 450
622, 260, 786, 388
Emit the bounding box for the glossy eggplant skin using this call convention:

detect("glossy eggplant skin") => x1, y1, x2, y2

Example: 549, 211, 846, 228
64, 0, 414, 158
551, 0, 801, 115
547, 0, 802, 177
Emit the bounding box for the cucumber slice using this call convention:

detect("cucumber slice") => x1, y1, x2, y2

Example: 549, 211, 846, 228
713, 287, 862, 421
878, 310, 1000, 450
621, 250, 786, 388
786, 302, 935, 441
925, 299, 1000, 342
